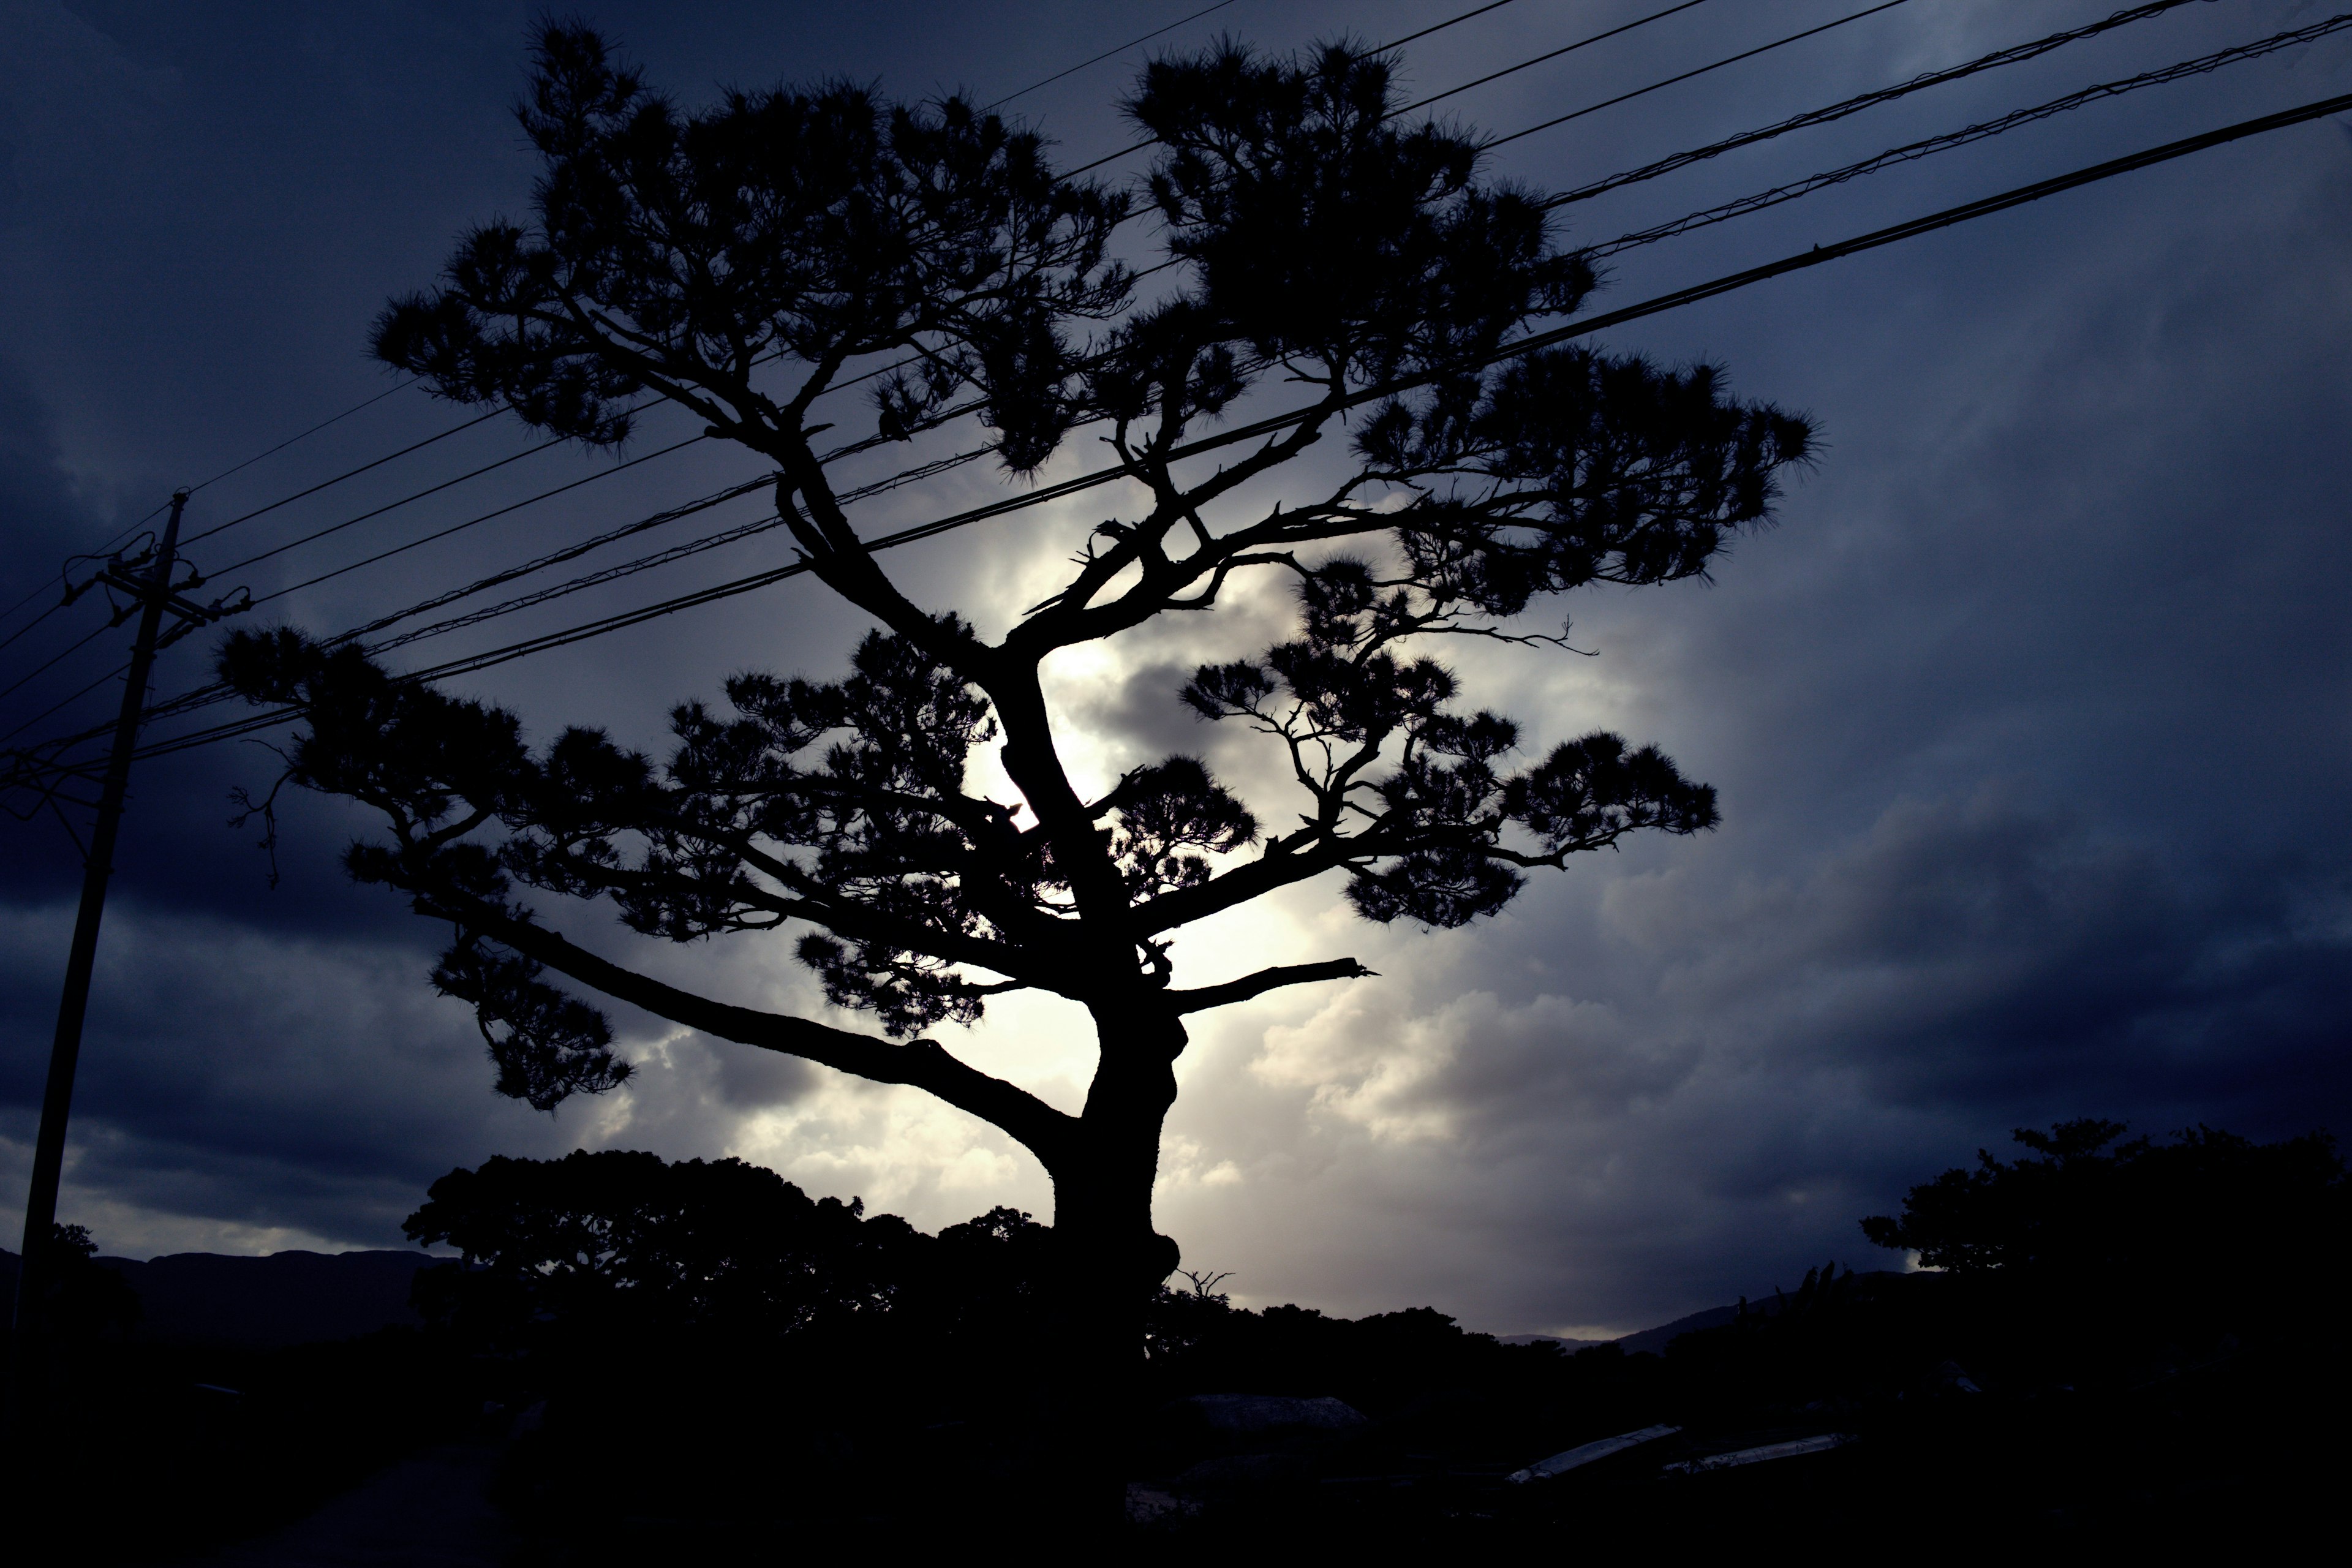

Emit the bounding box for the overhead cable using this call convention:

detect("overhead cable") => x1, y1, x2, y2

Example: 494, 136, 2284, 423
1487, 0, 1917, 149
244, 433, 714, 609
18, 35, 2333, 766
0, 622, 111, 706
363, 445, 992, 657
0, 373, 415, 642
1374, 0, 1531, 56
177, 407, 507, 549
1585, 12, 2352, 258
186, 379, 419, 497
1395, 0, 1717, 117
986, 0, 1245, 110
1065, 0, 1564, 176
1546, 0, 2207, 208
0, 661, 128, 748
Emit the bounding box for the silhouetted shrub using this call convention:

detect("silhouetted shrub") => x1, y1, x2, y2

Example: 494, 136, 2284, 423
404, 1149, 915, 1355
30, 1222, 141, 1344
1861, 1120, 2348, 1353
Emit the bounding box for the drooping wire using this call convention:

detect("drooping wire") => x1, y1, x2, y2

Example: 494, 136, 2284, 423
177, 406, 508, 549
1544, 0, 2207, 209
986, 0, 1245, 110
0, 383, 426, 646
1393, 0, 1717, 118
0, 621, 112, 706
1487, 0, 1917, 150
0, 658, 129, 747
125, 9, 1272, 566
0, 14, 1206, 733
186, 379, 419, 497
1063, 0, 1555, 176
246, 433, 711, 609
363, 442, 994, 658
1375, 0, 1531, 56
1581, 11, 2352, 258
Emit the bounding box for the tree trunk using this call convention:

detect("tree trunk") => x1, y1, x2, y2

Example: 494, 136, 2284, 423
1030, 1004, 1186, 1536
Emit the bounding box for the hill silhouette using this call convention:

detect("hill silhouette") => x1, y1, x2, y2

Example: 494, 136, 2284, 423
0, 1242, 1753, 1357
2, 1121, 2342, 1559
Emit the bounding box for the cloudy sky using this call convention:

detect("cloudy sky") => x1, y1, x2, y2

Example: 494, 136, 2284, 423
1, 0, 2346, 1338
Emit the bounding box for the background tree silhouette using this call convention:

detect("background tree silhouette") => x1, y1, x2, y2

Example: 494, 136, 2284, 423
222, 24, 1811, 1501
1862, 1119, 2348, 1304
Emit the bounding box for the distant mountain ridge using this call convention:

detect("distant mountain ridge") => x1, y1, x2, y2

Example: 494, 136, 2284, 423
2, 1245, 1905, 1354
0, 1246, 436, 1348
1509, 1271, 1915, 1356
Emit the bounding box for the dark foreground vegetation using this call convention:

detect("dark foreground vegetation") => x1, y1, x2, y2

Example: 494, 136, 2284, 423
4, 1119, 2345, 1560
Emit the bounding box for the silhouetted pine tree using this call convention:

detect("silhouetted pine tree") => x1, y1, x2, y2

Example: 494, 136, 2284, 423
222, 24, 1812, 1517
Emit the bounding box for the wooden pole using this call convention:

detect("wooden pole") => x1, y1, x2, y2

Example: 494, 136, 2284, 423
4, 490, 187, 1433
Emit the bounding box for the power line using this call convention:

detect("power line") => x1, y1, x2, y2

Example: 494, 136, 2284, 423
178, 406, 509, 550
986, 0, 1245, 110
186, 379, 418, 497
0, 623, 111, 707
1544, 0, 2206, 210
364, 443, 991, 658
0, 597, 86, 660
1583, 11, 2352, 258
244, 433, 712, 610
1376, 0, 1529, 57
147, 6, 1276, 560
206, 418, 612, 575
385, 88, 2352, 676
1488, 0, 1917, 149
1, 394, 993, 744
0, 10, 1368, 750
10, 435, 995, 750
0, 660, 130, 748
0, 434, 692, 729
37, 441, 1001, 752
0, 0, 2253, 718
50, 86, 2343, 785
1394, 0, 1716, 118
0, 383, 426, 655
195, 0, 2327, 604
1064, 0, 1550, 176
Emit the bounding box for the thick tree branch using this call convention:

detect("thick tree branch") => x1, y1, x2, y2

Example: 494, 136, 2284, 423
441, 894, 1078, 1166
1164, 957, 1376, 1014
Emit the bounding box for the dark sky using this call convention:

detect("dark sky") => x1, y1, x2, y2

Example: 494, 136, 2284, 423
1, 0, 2346, 1336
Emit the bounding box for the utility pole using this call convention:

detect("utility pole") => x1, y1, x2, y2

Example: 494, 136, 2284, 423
5, 490, 246, 1432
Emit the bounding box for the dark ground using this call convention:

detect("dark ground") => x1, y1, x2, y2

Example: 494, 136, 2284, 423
7, 1265, 2333, 1562
5, 1124, 2344, 1559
